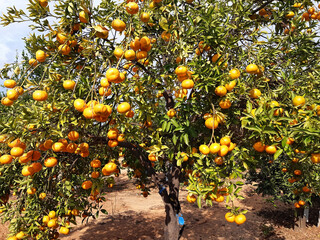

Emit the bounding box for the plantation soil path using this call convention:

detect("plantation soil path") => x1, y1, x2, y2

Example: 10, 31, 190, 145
1, 174, 320, 240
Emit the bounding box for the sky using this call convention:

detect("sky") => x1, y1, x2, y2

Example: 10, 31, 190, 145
0, 0, 29, 68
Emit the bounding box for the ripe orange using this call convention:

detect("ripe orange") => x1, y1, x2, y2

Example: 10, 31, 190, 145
95, 25, 109, 39
215, 157, 224, 165
113, 48, 124, 59
187, 194, 197, 203
29, 58, 38, 67
199, 145, 210, 155
33, 90, 48, 101
220, 136, 231, 146
44, 157, 58, 167
229, 68, 240, 79
4, 80, 17, 88
10, 147, 24, 157
175, 66, 188, 76
107, 128, 119, 139
294, 170, 302, 175
112, 19, 126, 32
249, 89, 261, 99
167, 109, 176, 118
82, 180, 93, 190
225, 80, 236, 91
124, 50, 136, 60
140, 12, 150, 22
74, 99, 86, 112
148, 153, 157, 162
225, 212, 235, 223
79, 11, 88, 23
58, 44, 71, 55
39, 192, 46, 199
52, 142, 66, 152
91, 171, 100, 178
181, 79, 194, 89
246, 64, 258, 74
102, 162, 117, 175
218, 145, 229, 157
211, 53, 221, 63
253, 141, 265, 152
125, 110, 134, 118
219, 99, 231, 109
117, 102, 131, 113
205, 117, 219, 129
265, 145, 277, 154
108, 139, 118, 148
68, 131, 79, 141
21, 165, 35, 176
126, 2, 139, 14
63, 80, 76, 90
31, 162, 42, 172
235, 214, 246, 225
215, 86, 227, 97
106, 68, 120, 82
6, 89, 19, 101
292, 96, 305, 107
1, 97, 14, 106
59, 226, 70, 235
298, 200, 305, 206
209, 143, 221, 154
0, 155, 13, 164
83, 107, 96, 119
36, 50, 46, 62
47, 219, 58, 228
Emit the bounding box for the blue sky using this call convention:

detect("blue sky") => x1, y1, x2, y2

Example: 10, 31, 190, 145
0, 0, 30, 68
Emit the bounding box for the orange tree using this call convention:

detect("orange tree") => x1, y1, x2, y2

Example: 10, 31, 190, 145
1, 0, 320, 239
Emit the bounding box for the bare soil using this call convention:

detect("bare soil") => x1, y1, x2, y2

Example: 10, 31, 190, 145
1, 174, 320, 240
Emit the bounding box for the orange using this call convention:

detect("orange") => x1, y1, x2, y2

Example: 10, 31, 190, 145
106, 68, 120, 82
29, 58, 38, 67
298, 200, 305, 206
294, 170, 302, 175
33, 90, 48, 101
225, 80, 236, 91
215, 194, 224, 202
167, 109, 176, 118
235, 214, 246, 225
161, 31, 171, 42
228, 142, 236, 151
100, 78, 110, 88
125, 110, 134, 118
6, 89, 19, 101
4, 80, 16, 88
113, 48, 124, 59
219, 99, 231, 109
117, 102, 131, 113
229, 69, 240, 79
311, 153, 320, 163
205, 117, 219, 129
91, 171, 100, 178
246, 64, 258, 74
265, 145, 277, 154
107, 128, 119, 139
1, 97, 14, 106
59, 226, 70, 235
108, 139, 118, 148
83, 107, 96, 119
220, 136, 231, 146
218, 145, 229, 157
181, 79, 194, 89
74, 99, 86, 112
48, 210, 56, 218
215, 86, 227, 97
211, 53, 221, 63
140, 12, 150, 22
39, 192, 46, 199
175, 66, 188, 76
148, 153, 157, 162
82, 180, 93, 189
253, 141, 265, 152
36, 50, 46, 62
292, 96, 305, 107
186, 194, 197, 203
117, 134, 125, 142
95, 25, 109, 39
15, 231, 25, 239
58, 44, 71, 55
199, 145, 210, 155
21, 165, 35, 176
10, 147, 24, 157
136, 51, 148, 59
52, 142, 66, 152
126, 2, 139, 14
0, 155, 13, 164
43, 139, 53, 149
63, 80, 76, 90
31, 162, 42, 172
44, 157, 58, 167
249, 89, 261, 99
209, 143, 221, 154
286, 11, 295, 19
124, 50, 136, 61
68, 131, 79, 141
102, 162, 117, 175
225, 212, 235, 223
79, 11, 88, 23
112, 19, 126, 32
215, 157, 224, 165
47, 219, 58, 228
56, 32, 68, 44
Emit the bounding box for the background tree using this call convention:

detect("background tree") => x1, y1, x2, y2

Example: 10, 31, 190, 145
0, 0, 320, 239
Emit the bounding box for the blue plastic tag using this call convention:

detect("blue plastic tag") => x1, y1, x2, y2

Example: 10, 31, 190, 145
177, 214, 184, 226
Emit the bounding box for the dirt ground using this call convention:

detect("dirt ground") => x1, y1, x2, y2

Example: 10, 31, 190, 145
1, 174, 320, 240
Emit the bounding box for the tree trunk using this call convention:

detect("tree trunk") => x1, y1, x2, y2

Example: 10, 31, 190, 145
164, 203, 180, 240
294, 208, 306, 230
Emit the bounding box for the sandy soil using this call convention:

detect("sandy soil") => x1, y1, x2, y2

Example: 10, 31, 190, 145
1, 174, 320, 240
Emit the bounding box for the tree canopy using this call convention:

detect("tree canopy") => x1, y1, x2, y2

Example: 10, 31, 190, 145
0, 0, 320, 239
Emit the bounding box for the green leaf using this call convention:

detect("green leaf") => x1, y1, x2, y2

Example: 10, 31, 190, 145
274, 149, 283, 160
